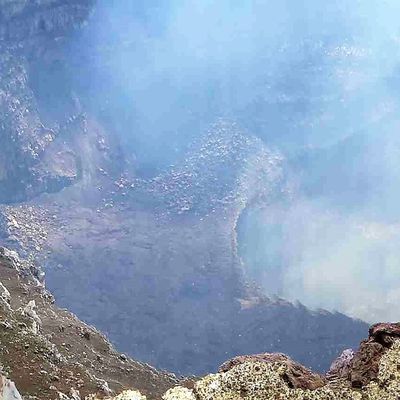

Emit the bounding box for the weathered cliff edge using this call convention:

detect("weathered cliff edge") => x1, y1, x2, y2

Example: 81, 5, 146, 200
3, 244, 400, 400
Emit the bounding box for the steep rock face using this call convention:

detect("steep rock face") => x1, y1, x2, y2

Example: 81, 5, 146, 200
0, 247, 177, 400
348, 322, 400, 388
0, 0, 122, 203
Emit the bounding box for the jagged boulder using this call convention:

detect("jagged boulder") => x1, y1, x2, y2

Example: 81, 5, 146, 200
93, 391, 147, 400
349, 322, 400, 388
111, 391, 147, 400
326, 349, 354, 381
370, 322, 400, 346
20, 300, 42, 334
219, 353, 326, 390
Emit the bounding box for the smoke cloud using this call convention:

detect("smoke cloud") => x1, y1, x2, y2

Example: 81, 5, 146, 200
72, 0, 400, 322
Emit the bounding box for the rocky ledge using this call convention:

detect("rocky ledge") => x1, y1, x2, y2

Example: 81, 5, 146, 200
162, 322, 400, 400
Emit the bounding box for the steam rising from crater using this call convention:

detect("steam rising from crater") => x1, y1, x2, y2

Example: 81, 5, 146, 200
78, 0, 400, 322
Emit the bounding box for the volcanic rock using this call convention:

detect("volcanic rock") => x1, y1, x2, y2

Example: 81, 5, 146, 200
326, 349, 354, 381
219, 353, 326, 390
349, 322, 400, 388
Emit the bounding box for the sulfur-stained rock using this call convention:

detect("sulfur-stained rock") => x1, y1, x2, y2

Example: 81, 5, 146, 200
363, 340, 400, 399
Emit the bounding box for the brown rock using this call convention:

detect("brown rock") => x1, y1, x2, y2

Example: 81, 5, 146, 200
219, 353, 326, 390
350, 341, 384, 388
348, 322, 400, 388
369, 322, 400, 347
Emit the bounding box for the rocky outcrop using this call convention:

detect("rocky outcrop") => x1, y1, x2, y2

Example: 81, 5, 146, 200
326, 349, 354, 381
348, 322, 400, 388
370, 322, 400, 345
219, 353, 326, 390
163, 324, 400, 399
2, 303, 400, 400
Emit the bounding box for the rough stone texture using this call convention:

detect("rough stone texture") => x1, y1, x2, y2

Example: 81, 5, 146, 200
349, 321, 400, 389
0, 281, 11, 310
194, 361, 357, 400
164, 338, 400, 399
369, 322, 400, 346
350, 341, 384, 388
109, 391, 147, 400
326, 349, 354, 381
219, 353, 326, 390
